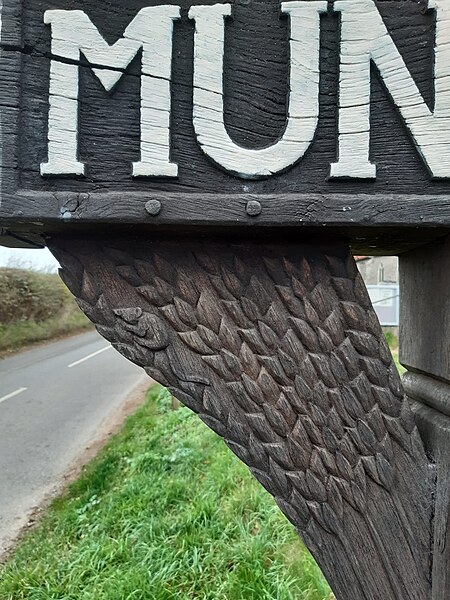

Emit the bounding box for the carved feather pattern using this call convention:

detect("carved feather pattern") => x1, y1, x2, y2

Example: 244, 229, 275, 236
51, 239, 434, 600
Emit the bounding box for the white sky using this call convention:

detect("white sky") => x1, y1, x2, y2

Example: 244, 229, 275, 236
0, 247, 60, 271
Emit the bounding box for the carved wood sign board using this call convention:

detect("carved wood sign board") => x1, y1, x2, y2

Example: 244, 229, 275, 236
1, 0, 450, 250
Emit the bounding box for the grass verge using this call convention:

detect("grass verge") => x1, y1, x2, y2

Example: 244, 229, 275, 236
0, 308, 92, 356
392, 351, 406, 376
0, 386, 332, 600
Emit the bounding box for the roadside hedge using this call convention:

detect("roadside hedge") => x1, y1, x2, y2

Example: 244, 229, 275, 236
0, 268, 92, 354
0, 269, 70, 324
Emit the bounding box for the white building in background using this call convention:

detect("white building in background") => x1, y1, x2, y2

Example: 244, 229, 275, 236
356, 256, 399, 328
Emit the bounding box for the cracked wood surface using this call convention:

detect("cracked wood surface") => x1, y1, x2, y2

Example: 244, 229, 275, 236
51, 236, 435, 600
1, 0, 450, 252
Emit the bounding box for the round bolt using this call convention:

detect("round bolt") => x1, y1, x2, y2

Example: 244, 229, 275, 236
246, 200, 262, 217
145, 199, 162, 216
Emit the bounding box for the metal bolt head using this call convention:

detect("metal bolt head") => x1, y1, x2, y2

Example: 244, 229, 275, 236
246, 200, 262, 217
145, 199, 162, 216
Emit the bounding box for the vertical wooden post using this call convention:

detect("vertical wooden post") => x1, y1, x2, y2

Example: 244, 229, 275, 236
400, 236, 450, 600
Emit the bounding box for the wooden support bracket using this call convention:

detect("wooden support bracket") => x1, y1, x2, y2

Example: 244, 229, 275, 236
49, 237, 436, 600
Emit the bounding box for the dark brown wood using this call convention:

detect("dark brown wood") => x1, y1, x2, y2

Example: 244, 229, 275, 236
399, 238, 450, 600
410, 399, 450, 600
1, 0, 450, 251
2, 191, 450, 253
400, 238, 450, 382
50, 236, 435, 600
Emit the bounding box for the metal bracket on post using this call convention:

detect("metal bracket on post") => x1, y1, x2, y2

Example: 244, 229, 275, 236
50, 236, 435, 600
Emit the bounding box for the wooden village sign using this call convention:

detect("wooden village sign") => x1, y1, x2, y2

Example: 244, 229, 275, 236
0, 1, 449, 598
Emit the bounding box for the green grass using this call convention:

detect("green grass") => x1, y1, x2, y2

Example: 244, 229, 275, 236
0, 307, 92, 356
384, 331, 405, 376
392, 351, 406, 376
0, 387, 331, 600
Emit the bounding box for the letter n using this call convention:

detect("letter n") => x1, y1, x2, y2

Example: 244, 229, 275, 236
332, 0, 450, 179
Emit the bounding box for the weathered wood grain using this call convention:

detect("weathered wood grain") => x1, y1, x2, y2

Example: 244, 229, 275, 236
50, 236, 436, 600
398, 238, 450, 599
400, 238, 450, 381
410, 399, 450, 600
1, 0, 450, 250
2, 190, 450, 253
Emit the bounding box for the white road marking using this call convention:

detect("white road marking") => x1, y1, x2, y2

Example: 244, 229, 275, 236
0, 388, 28, 405
68, 345, 112, 369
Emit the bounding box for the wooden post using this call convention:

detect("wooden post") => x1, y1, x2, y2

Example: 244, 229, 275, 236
400, 236, 450, 600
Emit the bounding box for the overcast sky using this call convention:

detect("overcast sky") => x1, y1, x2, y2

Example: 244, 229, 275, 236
0, 247, 60, 271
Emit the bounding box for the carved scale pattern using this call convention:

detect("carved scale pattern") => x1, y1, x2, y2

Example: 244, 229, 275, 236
51, 239, 434, 600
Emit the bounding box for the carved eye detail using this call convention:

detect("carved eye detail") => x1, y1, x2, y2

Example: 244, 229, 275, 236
138, 313, 170, 350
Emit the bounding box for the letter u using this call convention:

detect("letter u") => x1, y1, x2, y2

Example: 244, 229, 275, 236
188, 2, 327, 179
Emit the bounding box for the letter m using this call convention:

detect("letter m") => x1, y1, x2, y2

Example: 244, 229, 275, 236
41, 8, 180, 178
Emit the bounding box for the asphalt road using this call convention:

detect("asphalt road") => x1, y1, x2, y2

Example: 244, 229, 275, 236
0, 331, 147, 555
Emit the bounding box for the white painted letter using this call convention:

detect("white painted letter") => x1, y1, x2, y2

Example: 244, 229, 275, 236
41, 7, 180, 178
188, 1, 327, 179
332, 0, 450, 179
